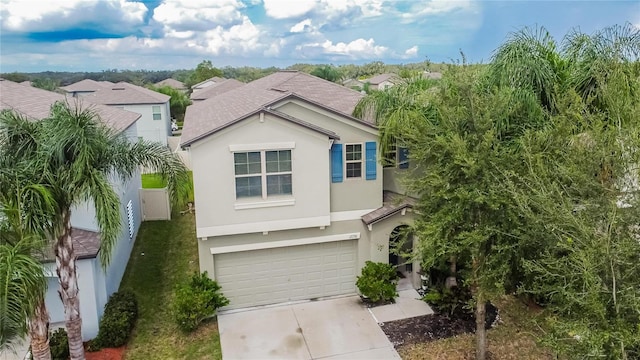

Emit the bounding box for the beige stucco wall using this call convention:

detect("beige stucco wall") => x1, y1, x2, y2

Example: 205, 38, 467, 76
190, 112, 332, 238
275, 100, 383, 213
121, 103, 170, 145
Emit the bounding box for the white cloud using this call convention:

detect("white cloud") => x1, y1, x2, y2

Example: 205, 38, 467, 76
290, 19, 313, 33
297, 38, 389, 59
400, 0, 478, 23
0, 0, 147, 33
263, 0, 316, 19
404, 45, 418, 57
153, 0, 245, 31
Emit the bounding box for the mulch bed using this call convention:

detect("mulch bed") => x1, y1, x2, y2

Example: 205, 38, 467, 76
85, 345, 125, 360
380, 304, 498, 348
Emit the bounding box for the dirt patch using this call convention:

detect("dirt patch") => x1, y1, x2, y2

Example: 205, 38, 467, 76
85, 346, 125, 360
380, 303, 498, 348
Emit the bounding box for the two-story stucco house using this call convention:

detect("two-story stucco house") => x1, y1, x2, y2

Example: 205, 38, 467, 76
62, 80, 171, 146
0, 79, 143, 339
180, 71, 418, 310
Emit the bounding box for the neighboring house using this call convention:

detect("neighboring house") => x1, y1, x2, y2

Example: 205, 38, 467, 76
191, 76, 226, 91
0, 79, 143, 340
155, 78, 187, 92
60, 79, 107, 97
364, 73, 400, 90
181, 71, 419, 310
342, 78, 365, 91
189, 79, 244, 102
20, 80, 33, 87
63, 80, 171, 145
422, 71, 443, 80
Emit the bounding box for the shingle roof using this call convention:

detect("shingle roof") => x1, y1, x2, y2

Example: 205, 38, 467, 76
361, 191, 416, 225
60, 79, 108, 93
190, 79, 244, 101
0, 79, 140, 133
181, 71, 368, 146
39, 228, 101, 262
81, 82, 170, 105
366, 73, 399, 85
155, 78, 186, 89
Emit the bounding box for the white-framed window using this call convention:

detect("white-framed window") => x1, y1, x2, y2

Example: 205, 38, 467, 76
152, 105, 161, 120
345, 143, 363, 178
234, 150, 292, 199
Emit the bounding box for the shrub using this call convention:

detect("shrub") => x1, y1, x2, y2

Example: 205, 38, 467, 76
93, 290, 138, 349
423, 284, 472, 318
49, 328, 69, 360
355, 261, 399, 303
172, 271, 229, 332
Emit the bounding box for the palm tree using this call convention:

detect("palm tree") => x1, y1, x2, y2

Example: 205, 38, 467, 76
0, 169, 56, 360
1, 101, 191, 360
489, 23, 640, 115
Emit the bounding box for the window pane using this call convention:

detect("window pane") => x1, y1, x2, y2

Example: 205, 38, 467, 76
346, 163, 362, 178
345, 144, 362, 161
152, 106, 160, 112
265, 150, 292, 173
153, 113, 162, 120
267, 174, 292, 195
248, 152, 261, 163
236, 176, 262, 198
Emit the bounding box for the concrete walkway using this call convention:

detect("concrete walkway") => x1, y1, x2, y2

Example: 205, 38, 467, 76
369, 289, 434, 323
218, 296, 401, 360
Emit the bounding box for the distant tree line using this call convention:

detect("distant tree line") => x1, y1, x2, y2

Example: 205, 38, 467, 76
1, 60, 447, 91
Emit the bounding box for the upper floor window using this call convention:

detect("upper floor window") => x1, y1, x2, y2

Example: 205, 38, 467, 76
345, 144, 363, 178
234, 150, 292, 199
152, 105, 162, 120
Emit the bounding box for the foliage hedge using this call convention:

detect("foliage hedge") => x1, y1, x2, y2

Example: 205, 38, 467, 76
91, 290, 138, 349
172, 271, 229, 332
356, 261, 399, 303
49, 328, 69, 360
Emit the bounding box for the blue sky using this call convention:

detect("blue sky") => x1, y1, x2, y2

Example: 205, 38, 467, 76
1, 0, 638, 72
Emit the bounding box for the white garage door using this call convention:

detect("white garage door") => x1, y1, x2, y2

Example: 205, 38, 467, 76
214, 240, 357, 309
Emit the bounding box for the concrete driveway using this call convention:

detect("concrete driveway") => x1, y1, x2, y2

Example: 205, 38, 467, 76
218, 296, 400, 360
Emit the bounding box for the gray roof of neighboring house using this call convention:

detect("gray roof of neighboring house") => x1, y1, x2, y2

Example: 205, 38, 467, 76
192, 76, 225, 89
423, 72, 443, 80
362, 191, 416, 225
60, 79, 108, 93
190, 79, 245, 101
81, 82, 170, 105
40, 228, 101, 262
366, 73, 399, 85
0, 79, 140, 133
101, 81, 115, 85
155, 78, 186, 89
181, 71, 368, 146
20, 80, 32, 86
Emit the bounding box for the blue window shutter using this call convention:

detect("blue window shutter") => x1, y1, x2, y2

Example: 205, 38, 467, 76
365, 141, 377, 180
331, 143, 343, 183
398, 147, 409, 169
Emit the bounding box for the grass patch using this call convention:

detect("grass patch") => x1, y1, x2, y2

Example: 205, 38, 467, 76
399, 296, 554, 360
119, 214, 222, 360
140, 173, 166, 189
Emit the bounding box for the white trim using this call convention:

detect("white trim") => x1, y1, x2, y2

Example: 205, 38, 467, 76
197, 215, 330, 237
330, 208, 378, 222
234, 198, 295, 210
229, 142, 295, 152
210, 232, 360, 254
344, 142, 364, 180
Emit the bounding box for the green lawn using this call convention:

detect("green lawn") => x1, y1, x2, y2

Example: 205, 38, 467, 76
140, 173, 167, 189
119, 213, 222, 360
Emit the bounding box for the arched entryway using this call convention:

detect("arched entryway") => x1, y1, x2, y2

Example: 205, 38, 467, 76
389, 225, 416, 290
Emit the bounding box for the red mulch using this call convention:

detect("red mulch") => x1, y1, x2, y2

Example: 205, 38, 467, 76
84, 345, 125, 360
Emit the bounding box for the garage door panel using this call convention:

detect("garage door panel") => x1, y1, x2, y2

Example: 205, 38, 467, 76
214, 240, 357, 309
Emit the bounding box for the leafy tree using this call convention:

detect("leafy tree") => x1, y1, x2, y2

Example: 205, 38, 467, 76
147, 85, 191, 122
186, 60, 223, 88
31, 78, 61, 92
310, 65, 342, 83
1, 72, 29, 83
0, 102, 191, 360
